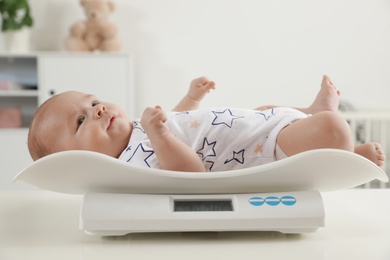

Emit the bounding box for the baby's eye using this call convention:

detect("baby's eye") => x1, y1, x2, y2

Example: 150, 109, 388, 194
77, 116, 85, 127
92, 100, 100, 107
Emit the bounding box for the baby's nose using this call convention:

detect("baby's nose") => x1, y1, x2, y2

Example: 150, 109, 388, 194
95, 104, 106, 118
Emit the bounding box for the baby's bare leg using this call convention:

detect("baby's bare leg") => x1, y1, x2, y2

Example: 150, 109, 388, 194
277, 111, 354, 156
303, 75, 340, 114
277, 111, 385, 166
256, 75, 340, 114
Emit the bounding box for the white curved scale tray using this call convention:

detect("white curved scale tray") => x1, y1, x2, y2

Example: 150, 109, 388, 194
13, 149, 388, 194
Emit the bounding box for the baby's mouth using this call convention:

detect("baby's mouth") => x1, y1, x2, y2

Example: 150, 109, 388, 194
107, 116, 115, 129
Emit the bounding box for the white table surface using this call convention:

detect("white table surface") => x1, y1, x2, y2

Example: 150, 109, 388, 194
1, 189, 390, 260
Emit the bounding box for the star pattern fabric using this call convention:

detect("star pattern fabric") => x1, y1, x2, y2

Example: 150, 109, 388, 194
257, 108, 276, 121
204, 160, 215, 171
254, 144, 263, 155
211, 109, 244, 128
118, 107, 309, 171
127, 143, 155, 168
133, 121, 145, 133
196, 138, 217, 160
224, 149, 245, 165
190, 120, 200, 128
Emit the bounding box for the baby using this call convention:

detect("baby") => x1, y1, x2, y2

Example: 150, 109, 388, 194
28, 75, 385, 172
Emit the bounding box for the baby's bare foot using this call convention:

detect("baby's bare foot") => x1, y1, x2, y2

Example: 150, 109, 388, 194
307, 75, 340, 114
355, 142, 386, 167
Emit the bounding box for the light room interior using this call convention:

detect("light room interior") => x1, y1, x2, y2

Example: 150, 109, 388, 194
1, 0, 390, 259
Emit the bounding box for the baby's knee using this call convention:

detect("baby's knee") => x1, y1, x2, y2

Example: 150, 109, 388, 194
315, 111, 352, 145
316, 111, 349, 133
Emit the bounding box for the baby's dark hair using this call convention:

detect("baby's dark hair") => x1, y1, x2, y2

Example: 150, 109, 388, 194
27, 95, 59, 161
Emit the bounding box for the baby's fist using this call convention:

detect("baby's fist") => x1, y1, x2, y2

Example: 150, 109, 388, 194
141, 106, 169, 137
188, 76, 216, 101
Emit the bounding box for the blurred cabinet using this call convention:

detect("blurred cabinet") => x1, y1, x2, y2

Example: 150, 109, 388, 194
0, 55, 38, 128
0, 52, 134, 190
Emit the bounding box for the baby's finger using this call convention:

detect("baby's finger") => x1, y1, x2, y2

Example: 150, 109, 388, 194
197, 76, 209, 84
204, 81, 216, 91
207, 81, 216, 89
143, 106, 155, 115
154, 105, 167, 123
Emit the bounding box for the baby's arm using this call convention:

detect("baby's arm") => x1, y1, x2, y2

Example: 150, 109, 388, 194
173, 76, 216, 112
141, 106, 206, 172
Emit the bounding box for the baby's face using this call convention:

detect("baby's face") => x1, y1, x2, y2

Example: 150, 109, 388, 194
44, 91, 132, 157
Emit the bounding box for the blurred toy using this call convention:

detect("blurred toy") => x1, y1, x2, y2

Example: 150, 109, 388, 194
65, 0, 121, 52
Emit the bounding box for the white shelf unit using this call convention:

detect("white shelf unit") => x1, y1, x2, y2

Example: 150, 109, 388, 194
0, 89, 38, 97
0, 55, 38, 128
0, 52, 134, 190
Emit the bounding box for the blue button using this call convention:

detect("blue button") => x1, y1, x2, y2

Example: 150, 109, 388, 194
249, 197, 264, 206
265, 196, 280, 206
281, 196, 297, 206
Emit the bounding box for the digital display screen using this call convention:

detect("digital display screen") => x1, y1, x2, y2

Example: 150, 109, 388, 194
174, 200, 233, 212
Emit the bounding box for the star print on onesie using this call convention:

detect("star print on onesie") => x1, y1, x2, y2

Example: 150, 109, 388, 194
212, 109, 244, 128
190, 120, 200, 128
118, 107, 309, 171
127, 143, 155, 167
119, 121, 160, 168
196, 138, 217, 161
257, 108, 276, 121
225, 149, 245, 165
133, 121, 145, 133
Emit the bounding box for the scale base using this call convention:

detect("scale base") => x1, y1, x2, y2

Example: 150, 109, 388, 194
84, 228, 321, 237
80, 190, 325, 236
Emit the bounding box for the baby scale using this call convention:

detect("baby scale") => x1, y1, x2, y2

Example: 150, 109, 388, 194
13, 149, 388, 236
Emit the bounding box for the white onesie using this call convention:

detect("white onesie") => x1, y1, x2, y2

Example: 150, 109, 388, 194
118, 107, 308, 171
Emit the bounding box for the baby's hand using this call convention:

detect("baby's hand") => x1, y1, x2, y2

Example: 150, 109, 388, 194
141, 106, 170, 137
188, 76, 216, 101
